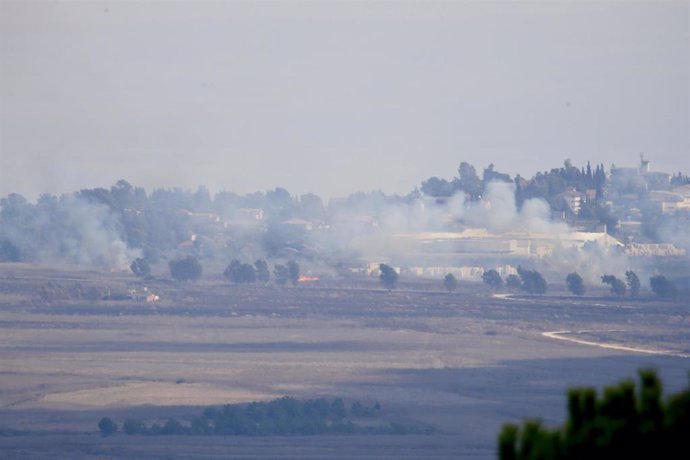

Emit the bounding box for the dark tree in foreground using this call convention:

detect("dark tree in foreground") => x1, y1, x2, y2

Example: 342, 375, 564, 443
287, 260, 300, 286
273, 264, 289, 286
650, 275, 678, 298
443, 273, 458, 293
566, 272, 585, 296
601, 275, 626, 296
130, 257, 151, 278
379, 263, 398, 290
506, 274, 522, 290
498, 369, 690, 460
482, 269, 503, 291
517, 266, 547, 294
169, 256, 202, 281
625, 270, 640, 297
255, 259, 270, 283
98, 417, 118, 437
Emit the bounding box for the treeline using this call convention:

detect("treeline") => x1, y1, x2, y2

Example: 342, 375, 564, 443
1, 159, 688, 266
97, 397, 435, 437
421, 160, 609, 206
476, 267, 678, 298
498, 369, 690, 459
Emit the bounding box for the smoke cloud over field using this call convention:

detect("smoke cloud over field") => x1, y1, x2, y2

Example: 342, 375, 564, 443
0, 194, 138, 270
458, 181, 569, 235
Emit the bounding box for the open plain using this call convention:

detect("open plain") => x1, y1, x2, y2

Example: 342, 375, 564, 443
0, 264, 688, 459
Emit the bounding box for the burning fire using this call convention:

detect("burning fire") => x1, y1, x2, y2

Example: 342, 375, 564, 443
298, 275, 319, 282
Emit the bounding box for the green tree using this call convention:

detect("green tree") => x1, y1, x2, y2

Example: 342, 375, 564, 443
379, 263, 398, 290
601, 275, 626, 296
169, 256, 202, 281
517, 266, 547, 294
130, 257, 151, 278
255, 259, 270, 283
287, 260, 300, 286
625, 270, 640, 297
123, 418, 146, 435
224, 259, 256, 284
443, 273, 458, 293
506, 274, 522, 290
498, 369, 690, 460
98, 417, 118, 436
650, 275, 677, 298
482, 269, 503, 291
566, 272, 585, 296
273, 264, 289, 286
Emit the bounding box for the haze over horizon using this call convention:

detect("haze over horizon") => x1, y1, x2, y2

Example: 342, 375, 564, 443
1, 0, 688, 201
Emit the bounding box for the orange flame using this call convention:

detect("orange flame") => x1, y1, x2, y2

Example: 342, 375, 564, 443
298, 276, 319, 282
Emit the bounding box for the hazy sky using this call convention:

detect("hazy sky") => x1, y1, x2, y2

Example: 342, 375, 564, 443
1, 0, 688, 200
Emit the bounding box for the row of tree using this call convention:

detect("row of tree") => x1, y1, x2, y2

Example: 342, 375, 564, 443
566, 271, 677, 298
477, 267, 676, 298
98, 397, 433, 437
224, 259, 300, 286
375, 264, 678, 299
131, 256, 301, 287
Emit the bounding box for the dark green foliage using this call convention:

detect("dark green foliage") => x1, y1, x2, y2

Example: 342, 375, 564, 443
650, 275, 677, 298
103, 397, 431, 436
498, 369, 690, 460
421, 177, 455, 197
123, 419, 146, 435
379, 263, 398, 290
168, 256, 202, 281
482, 269, 503, 291
98, 417, 118, 436
224, 259, 256, 284
350, 401, 381, 418
625, 270, 640, 297
517, 266, 547, 294
506, 274, 522, 290
254, 259, 270, 283
565, 272, 585, 296
130, 257, 151, 278
273, 264, 289, 286
601, 275, 626, 296
443, 273, 458, 293
287, 260, 300, 286
458, 162, 483, 200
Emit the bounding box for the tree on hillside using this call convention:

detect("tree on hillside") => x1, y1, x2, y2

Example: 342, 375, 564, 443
626, 270, 640, 297
287, 260, 300, 286
443, 273, 458, 293
517, 266, 547, 294
169, 256, 202, 281
650, 275, 677, 298
498, 369, 690, 459
273, 264, 289, 286
98, 417, 118, 437
566, 272, 585, 296
255, 259, 270, 283
506, 274, 522, 290
458, 162, 483, 199
482, 269, 503, 291
130, 257, 151, 278
601, 275, 626, 296
379, 263, 398, 291
224, 259, 256, 284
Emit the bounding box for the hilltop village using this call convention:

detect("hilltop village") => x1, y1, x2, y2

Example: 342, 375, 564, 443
0, 158, 688, 287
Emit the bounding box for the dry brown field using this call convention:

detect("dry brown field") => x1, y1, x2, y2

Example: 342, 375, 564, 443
0, 263, 688, 459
